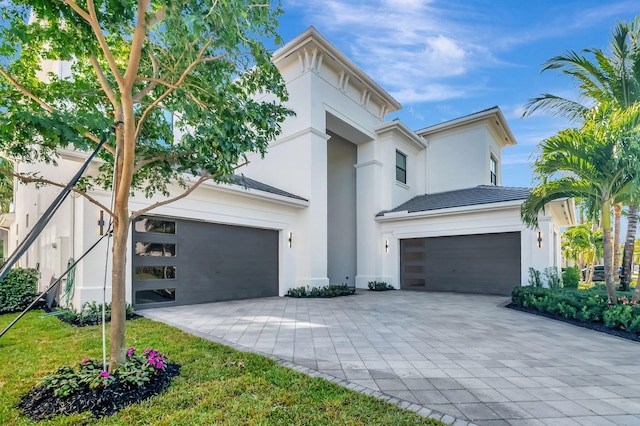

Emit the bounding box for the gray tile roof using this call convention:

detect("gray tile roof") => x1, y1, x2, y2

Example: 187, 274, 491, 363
229, 175, 308, 202
378, 185, 530, 216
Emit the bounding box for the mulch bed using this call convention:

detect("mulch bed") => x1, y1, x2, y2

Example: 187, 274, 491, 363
17, 363, 180, 420
506, 303, 640, 343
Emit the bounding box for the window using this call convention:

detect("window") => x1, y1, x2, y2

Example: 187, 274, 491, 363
490, 155, 497, 185
396, 150, 407, 184
134, 218, 176, 234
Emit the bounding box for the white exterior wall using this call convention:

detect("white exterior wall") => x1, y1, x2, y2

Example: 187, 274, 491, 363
424, 123, 499, 193
376, 204, 562, 289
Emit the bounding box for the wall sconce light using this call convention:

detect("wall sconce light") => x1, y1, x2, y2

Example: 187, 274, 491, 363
537, 231, 543, 248
98, 210, 106, 236
384, 239, 389, 253
288, 232, 293, 248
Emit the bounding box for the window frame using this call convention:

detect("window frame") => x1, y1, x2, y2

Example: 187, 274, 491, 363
396, 150, 407, 184
490, 155, 498, 186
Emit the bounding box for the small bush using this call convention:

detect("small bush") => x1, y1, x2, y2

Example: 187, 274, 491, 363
543, 267, 562, 290
528, 267, 542, 287
562, 267, 580, 289
286, 284, 355, 298
56, 301, 135, 326
0, 268, 38, 313
367, 281, 394, 291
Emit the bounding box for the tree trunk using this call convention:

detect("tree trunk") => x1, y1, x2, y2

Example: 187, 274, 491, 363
108, 97, 137, 371
621, 205, 637, 292
612, 203, 622, 283
602, 200, 617, 304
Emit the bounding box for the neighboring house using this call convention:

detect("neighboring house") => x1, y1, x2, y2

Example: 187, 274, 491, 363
5, 27, 574, 309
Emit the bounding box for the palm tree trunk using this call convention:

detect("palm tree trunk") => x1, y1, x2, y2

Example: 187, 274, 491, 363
602, 201, 617, 304
612, 203, 622, 283
621, 205, 638, 292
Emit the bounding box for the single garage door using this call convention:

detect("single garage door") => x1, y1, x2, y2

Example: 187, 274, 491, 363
400, 232, 520, 296
132, 216, 278, 308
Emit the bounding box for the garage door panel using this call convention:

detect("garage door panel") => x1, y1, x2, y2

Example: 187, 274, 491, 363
401, 232, 520, 296
133, 216, 278, 309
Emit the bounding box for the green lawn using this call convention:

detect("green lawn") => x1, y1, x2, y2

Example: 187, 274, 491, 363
0, 311, 449, 425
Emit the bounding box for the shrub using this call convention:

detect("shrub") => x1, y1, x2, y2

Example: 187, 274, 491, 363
286, 284, 355, 298
510, 286, 639, 334
528, 267, 542, 287
367, 281, 394, 291
0, 268, 38, 313
57, 301, 135, 326
562, 267, 580, 289
543, 267, 562, 290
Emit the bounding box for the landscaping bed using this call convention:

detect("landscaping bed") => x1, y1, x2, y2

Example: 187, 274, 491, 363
0, 311, 448, 425
509, 285, 640, 342
286, 284, 356, 298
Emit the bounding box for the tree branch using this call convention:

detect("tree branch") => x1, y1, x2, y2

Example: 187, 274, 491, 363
123, 0, 150, 88
4, 168, 114, 215
147, 6, 167, 26
64, 0, 125, 90
89, 55, 117, 107
130, 160, 250, 219
0, 65, 116, 155
134, 40, 225, 139
132, 51, 160, 103
133, 152, 185, 173
130, 173, 213, 219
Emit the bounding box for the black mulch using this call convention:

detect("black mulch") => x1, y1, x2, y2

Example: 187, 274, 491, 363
506, 303, 640, 343
16, 363, 180, 421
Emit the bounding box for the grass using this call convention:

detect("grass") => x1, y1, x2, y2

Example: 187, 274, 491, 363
0, 311, 449, 425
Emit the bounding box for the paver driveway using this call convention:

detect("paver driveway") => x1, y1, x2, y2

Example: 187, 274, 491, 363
140, 291, 640, 426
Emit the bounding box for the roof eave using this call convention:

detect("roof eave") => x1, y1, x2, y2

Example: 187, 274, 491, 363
376, 199, 525, 222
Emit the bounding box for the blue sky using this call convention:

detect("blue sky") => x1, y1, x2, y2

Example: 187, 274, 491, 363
277, 0, 640, 188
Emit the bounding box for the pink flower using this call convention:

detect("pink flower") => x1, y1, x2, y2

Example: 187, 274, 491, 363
82, 359, 90, 364
100, 371, 110, 378
127, 347, 136, 356
156, 362, 164, 369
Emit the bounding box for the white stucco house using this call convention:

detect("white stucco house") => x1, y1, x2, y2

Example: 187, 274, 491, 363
4, 27, 575, 309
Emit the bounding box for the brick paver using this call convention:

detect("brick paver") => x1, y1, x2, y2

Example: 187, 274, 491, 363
140, 291, 640, 426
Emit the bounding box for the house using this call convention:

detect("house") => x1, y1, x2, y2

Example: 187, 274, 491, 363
4, 27, 575, 309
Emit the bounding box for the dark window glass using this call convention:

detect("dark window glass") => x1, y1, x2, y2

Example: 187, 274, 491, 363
490, 156, 497, 185
396, 150, 407, 184
134, 218, 176, 234
135, 266, 176, 280
135, 242, 177, 257
136, 288, 176, 304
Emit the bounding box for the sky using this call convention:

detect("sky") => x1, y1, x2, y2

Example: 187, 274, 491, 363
276, 0, 640, 188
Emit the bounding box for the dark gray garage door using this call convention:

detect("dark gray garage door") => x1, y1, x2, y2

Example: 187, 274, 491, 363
400, 232, 520, 296
132, 216, 278, 308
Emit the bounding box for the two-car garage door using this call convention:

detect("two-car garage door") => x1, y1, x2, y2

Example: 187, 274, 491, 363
132, 216, 278, 309
400, 232, 521, 296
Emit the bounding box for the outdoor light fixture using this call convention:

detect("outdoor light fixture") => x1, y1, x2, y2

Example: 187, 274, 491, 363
385, 239, 389, 253
288, 232, 293, 248
537, 231, 543, 248
98, 210, 105, 236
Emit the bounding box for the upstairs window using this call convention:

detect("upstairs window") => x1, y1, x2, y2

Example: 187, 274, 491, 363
490, 155, 497, 185
396, 150, 407, 184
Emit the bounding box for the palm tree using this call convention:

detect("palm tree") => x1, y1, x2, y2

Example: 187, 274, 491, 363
0, 158, 12, 214
562, 224, 602, 281
521, 104, 640, 303
523, 19, 640, 290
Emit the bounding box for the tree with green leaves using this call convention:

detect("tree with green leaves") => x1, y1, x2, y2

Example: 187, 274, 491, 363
0, 0, 293, 370
521, 103, 640, 303
523, 18, 640, 291
0, 158, 13, 214
561, 223, 602, 281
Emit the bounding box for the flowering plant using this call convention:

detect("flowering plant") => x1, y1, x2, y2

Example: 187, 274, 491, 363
39, 347, 171, 398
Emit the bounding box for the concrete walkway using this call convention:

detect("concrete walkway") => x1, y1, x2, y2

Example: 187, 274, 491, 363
140, 291, 640, 426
